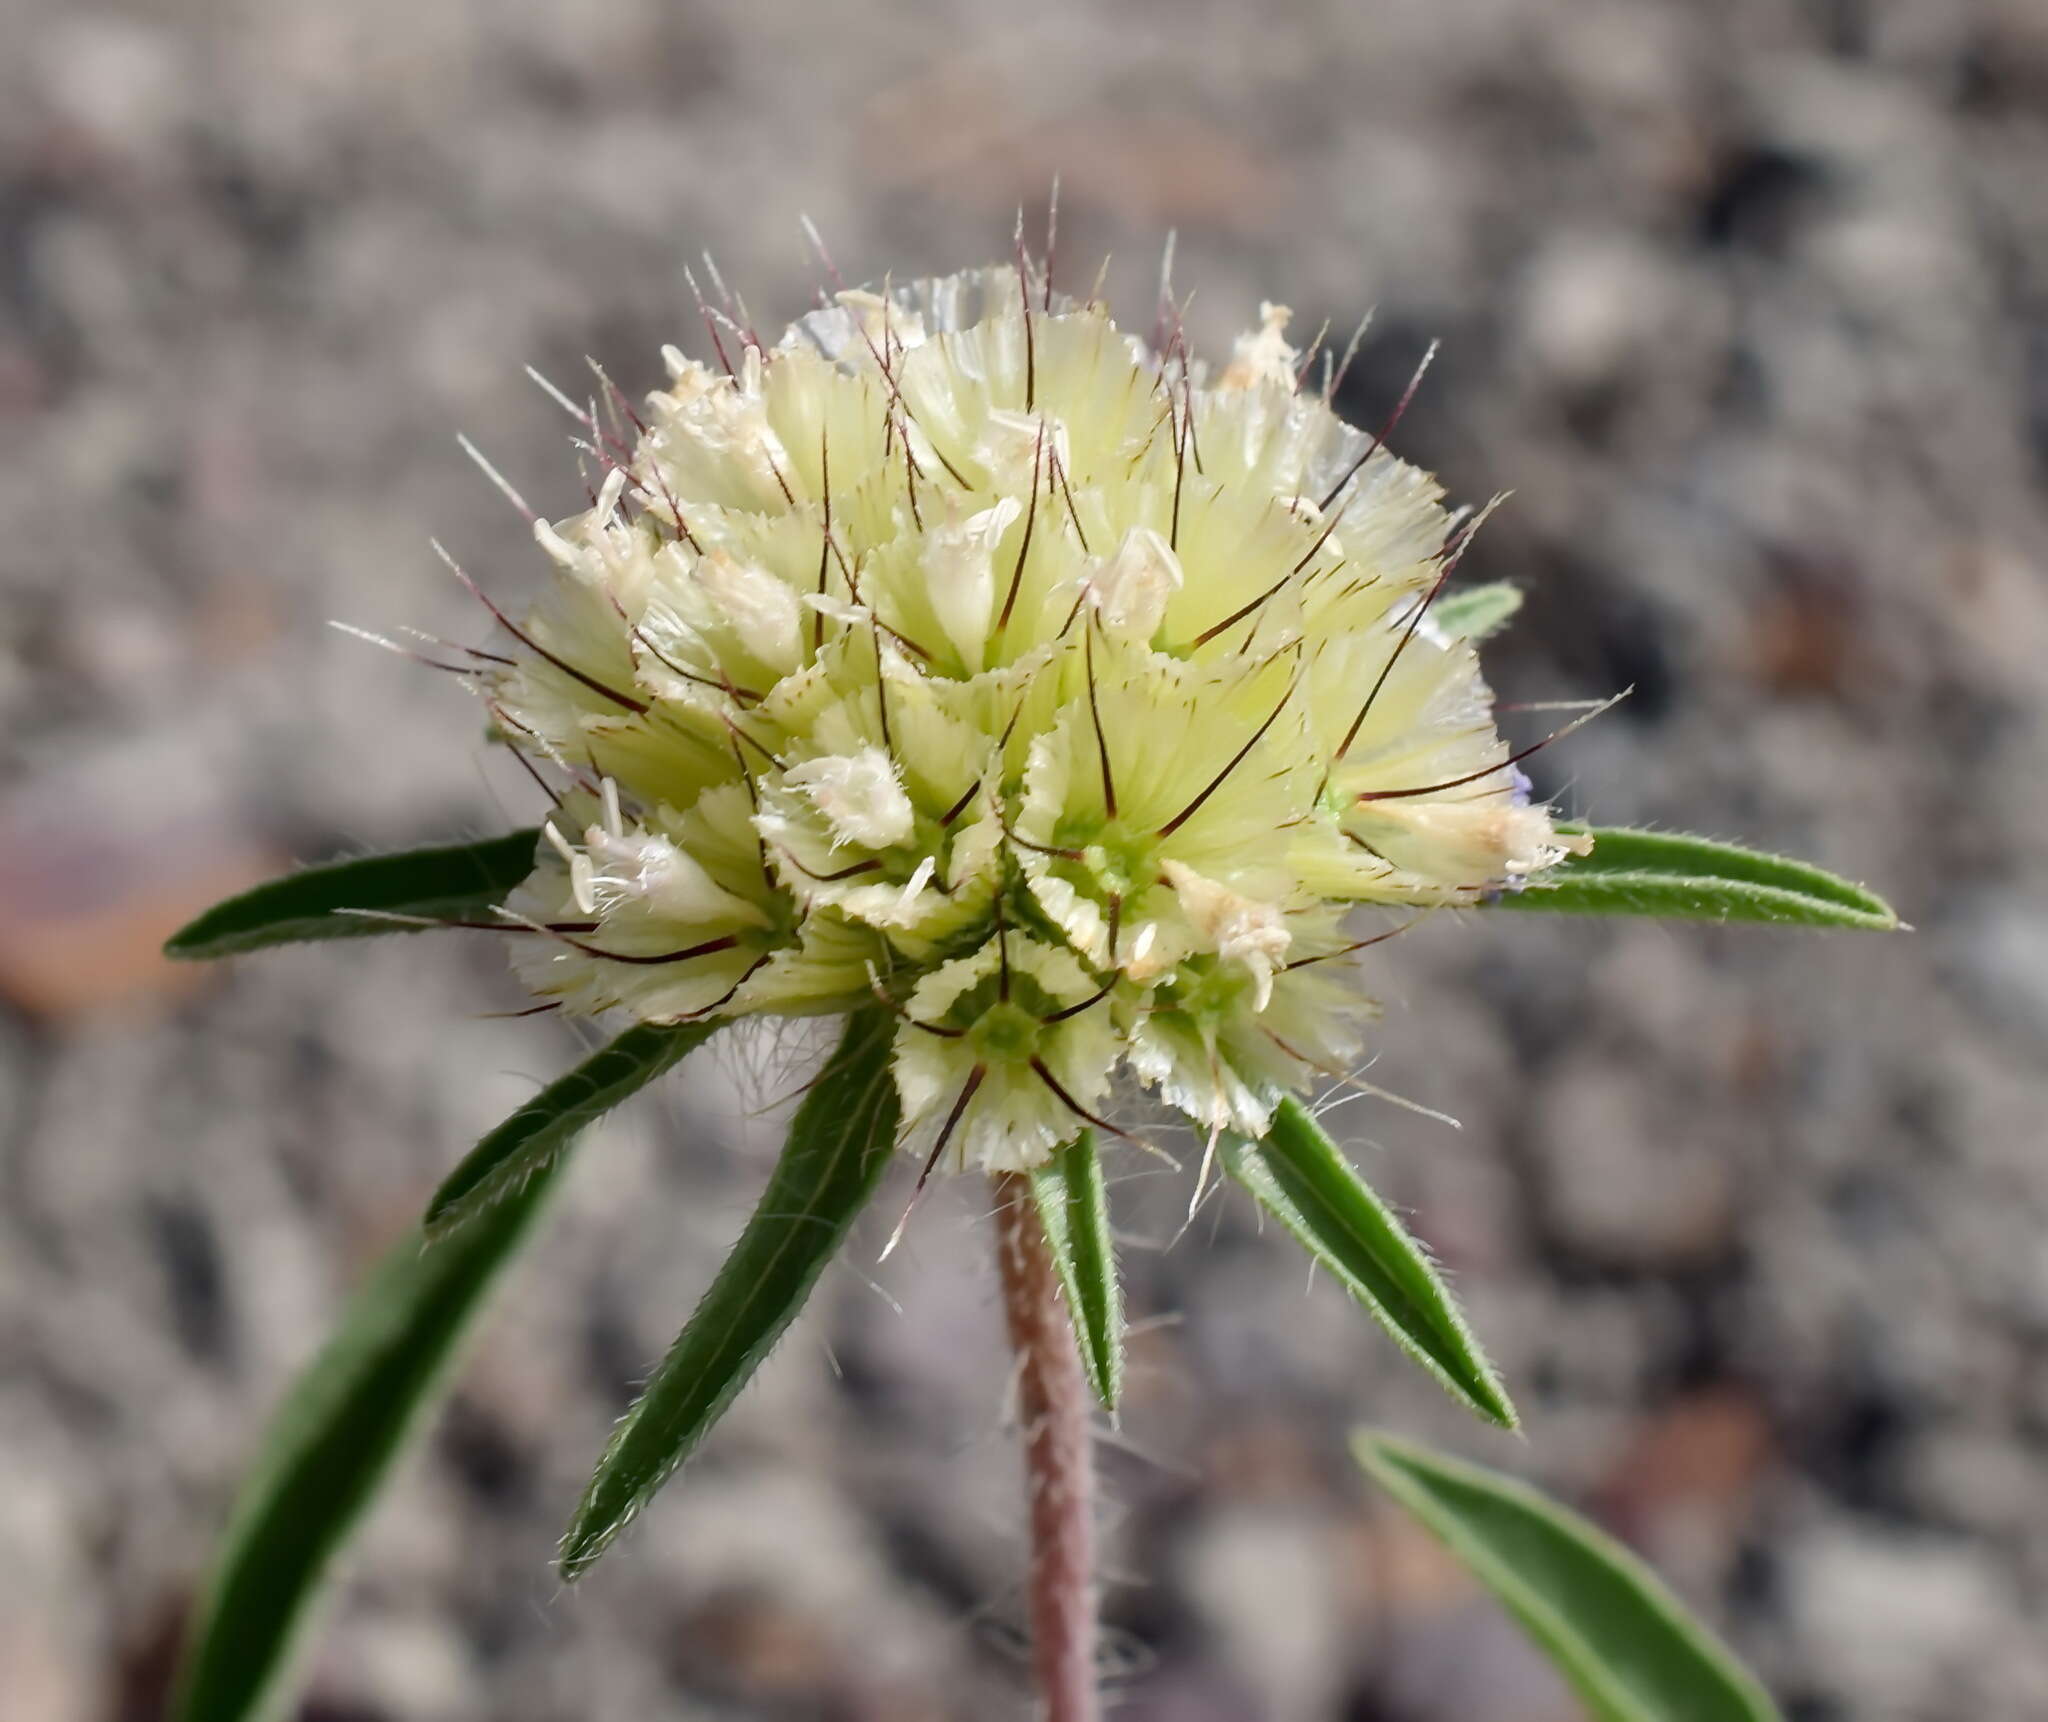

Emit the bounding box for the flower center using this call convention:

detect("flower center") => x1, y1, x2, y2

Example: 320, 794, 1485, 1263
969, 999, 1047, 1063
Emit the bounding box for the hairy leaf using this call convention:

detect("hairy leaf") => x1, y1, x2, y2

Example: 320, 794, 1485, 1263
173, 1167, 562, 1722
1225, 1099, 1514, 1428
164, 829, 542, 960
1433, 581, 1523, 641
426, 1021, 715, 1238
558, 1009, 901, 1578
1029, 1132, 1123, 1411
1494, 826, 1898, 930
1356, 1432, 1780, 1722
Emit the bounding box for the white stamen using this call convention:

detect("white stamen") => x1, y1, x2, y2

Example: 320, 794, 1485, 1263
696, 551, 804, 671
920, 496, 1023, 668
545, 820, 599, 917
785, 748, 917, 850
1085, 527, 1183, 642
581, 826, 767, 926
976, 409, 1069, 493
1162, 861, 1292, 1010
895, 855, 937, 912
1219, 302, 1299, 392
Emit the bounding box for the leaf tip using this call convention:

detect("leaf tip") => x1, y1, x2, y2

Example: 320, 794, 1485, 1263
161, 919, 219, 961
418, 1202, 463, 1243
1472, 1381, 1520, 1432
1088, 1352, 1122, 1416
1349, 1426, 1394, 1471
555, 1506, 621, 1583
1350, 1426, 1431, 1494
555, 1540, 600, 1583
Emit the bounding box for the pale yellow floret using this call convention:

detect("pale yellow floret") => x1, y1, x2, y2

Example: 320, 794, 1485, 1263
893, 936, 1121, 1172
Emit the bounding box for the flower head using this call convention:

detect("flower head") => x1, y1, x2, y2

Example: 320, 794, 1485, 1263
481, 261, 1583, 1174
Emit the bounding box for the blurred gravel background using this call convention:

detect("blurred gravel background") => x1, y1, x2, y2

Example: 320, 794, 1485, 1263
3, 1, 2045, 1718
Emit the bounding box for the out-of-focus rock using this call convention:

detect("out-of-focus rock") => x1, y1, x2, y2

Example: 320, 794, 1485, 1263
1787, 1522, 2014, 1706
1535, 1055, 1738, 1268
0, 770, 275, 1020
1177, 1507, 1352, 1722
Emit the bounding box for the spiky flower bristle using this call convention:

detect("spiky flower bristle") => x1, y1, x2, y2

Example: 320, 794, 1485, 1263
477, 253, 1584, 1176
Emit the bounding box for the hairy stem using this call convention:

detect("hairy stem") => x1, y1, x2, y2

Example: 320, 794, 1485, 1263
992, 1171, 1099, 1722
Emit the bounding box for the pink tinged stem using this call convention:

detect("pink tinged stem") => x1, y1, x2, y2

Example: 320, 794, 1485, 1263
992, 1172, 1100, 1722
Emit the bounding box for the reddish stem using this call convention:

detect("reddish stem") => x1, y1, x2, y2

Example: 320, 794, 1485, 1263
992, 1172, 1100, 1722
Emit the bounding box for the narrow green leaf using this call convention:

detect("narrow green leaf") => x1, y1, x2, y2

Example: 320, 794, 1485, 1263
558, 1009, 901, 1578
1225, 1098, 1514, 1428
1029, 1132, 1123, 1411
173, 1164, 562, 1722
425, 1021, 715, 1238
1433, 581, 1523, 641
1493, 826, 1899, 930
1355, 1432, 1780, 1722
164, 829, 542, 960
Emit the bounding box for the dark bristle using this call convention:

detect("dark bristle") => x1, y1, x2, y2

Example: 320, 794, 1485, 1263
813, 423, 833, 653
437, 544, 649, 716
777, 851, 886, 884
588, 358, 648, 437
1190, 568, 1297, 650
503, 738, 566, 810
1353, 693, 1626, 803
647, 458, 705, 555
1168, 393, 1188, 551
1330, 564, 1453, 765
631, 625, 761, 704
1029, 1056, 1142, 1149
1048, 447, 1090, 553
993, 420, 1045, 639
938, 776, 982, 828
687, 268, 738, 380
1019, 250, 1038, 412
1282, 920, 1419, 970
1317, 338, 1438, 515
1157, 672, 1297, 840
1042, 176, 1060, 313
1085, 623, 1118, 818
1324, 496, 1501, 776
883, 1063, 991, 1258
872, 622, 895, 759
539, 929, 743, 968
1042, 975, 1116, 1023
